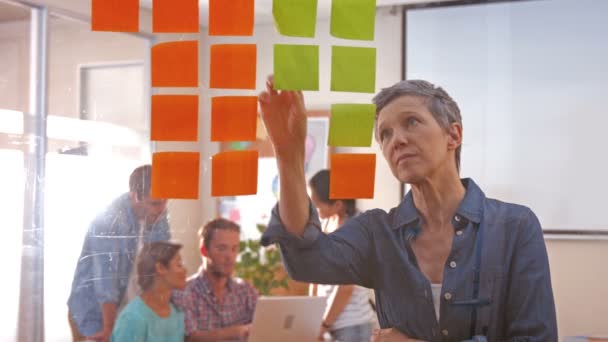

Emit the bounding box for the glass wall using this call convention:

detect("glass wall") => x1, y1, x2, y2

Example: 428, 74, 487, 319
44, 14, 151, 342
0, 2, 30, 340
1, 1, 152, 340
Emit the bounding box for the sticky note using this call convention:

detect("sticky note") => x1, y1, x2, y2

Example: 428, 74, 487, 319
153, 0, 199, 33
152, 152, 200, 199
331, 46, 376, 93
328, 104, 376, 147
330, 153, 376, 199
330, 0, 376, 40
209, 0, 254, 36
274, 44, 319, 91
91, 0, 138, 32
211, 96, 257, 141
273, 0, 318, 38
212, 150, 258, 196
152, 41, 198, 87
151, 95, 198, 142
210, 44, 256, 89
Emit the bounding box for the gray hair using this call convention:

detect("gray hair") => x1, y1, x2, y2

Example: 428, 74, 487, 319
372, 80, 463, 172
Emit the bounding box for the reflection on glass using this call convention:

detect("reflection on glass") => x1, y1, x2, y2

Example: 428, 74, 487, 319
44, 15, 151, 342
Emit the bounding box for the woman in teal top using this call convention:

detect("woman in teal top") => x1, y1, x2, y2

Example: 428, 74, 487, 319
111, 241, 187, 342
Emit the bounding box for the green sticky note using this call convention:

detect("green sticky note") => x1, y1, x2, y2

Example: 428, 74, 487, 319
331, 46, 376, 93
331, 0, 376, 41
329, 104, 376, 147
273, 0, 318, 37
274, 44, 319, 91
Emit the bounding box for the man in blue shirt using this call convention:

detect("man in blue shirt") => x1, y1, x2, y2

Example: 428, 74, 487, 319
67, 165, 170, 341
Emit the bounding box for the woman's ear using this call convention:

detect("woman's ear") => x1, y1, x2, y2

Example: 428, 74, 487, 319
155, 262, 168, 276
447, 123, 463, 150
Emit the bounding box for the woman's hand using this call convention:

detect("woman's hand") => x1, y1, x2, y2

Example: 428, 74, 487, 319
371, 328, 426, 342
317, 324, 329, 340
258, 75, 307, 162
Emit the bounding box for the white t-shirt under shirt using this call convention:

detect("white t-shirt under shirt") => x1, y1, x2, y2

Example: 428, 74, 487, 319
318, 284, 375, 331
431, 283, 442, 321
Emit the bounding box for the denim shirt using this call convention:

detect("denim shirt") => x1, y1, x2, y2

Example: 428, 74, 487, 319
67, 193, 170, 336
262, 178, 557, 341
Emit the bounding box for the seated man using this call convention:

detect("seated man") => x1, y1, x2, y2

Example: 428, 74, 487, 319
174, 218, 258, 342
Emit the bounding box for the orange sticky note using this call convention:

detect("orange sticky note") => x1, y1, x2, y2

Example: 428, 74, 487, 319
151, 95, 198, 141
330, 153, 376, 199
210, 44, 256, 89
153, 0, 199, 33
152, 152, 200, 199
212, 150, 258, 196
211, 96, 257, 142
152, 41, 198, 87
92, 0, 139, 32
209, 0, 254, 36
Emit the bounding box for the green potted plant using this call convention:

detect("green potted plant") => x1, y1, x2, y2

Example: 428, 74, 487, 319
235, 224, 289, 295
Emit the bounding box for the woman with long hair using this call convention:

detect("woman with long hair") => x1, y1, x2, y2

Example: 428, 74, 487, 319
309, 169, 375, 342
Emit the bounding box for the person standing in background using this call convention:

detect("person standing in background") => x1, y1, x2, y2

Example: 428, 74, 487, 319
67, 165, 170, 341
308, 169, 375, 342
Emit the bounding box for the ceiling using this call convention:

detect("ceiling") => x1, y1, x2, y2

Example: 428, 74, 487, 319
138, 0, 460, 26
0, 2, 30, 23
0, 0, 460, 26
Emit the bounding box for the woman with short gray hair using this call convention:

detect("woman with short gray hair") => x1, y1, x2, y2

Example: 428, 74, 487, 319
258, 75, 557, 341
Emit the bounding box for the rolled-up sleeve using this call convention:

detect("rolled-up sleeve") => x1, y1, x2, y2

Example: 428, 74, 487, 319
503, 208, 558, 341
261, 200, 374, 288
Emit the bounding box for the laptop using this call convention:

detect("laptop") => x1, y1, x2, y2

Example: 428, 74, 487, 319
248, 296, 326, 342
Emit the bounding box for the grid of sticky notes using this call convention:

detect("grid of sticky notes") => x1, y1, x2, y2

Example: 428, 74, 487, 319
272, 0, 378, 199
92, 0, 258, 199
93, 0, 379, 199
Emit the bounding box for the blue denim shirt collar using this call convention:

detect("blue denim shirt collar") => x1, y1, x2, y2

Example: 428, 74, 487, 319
392, 178, 485, 230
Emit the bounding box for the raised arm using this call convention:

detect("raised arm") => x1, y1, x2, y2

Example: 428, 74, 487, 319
258, 76, 310, 236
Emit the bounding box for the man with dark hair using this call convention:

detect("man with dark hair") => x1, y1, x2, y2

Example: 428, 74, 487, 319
67, 165, 170, 342
173, 218, 258, 342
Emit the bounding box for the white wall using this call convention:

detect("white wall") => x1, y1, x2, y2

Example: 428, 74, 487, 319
0, 20, 29, 113
546, 238, 608, 339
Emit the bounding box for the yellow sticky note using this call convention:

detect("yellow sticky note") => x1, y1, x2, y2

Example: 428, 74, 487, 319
328, 104, 375, 147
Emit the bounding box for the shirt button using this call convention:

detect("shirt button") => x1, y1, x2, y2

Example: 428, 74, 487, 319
444, 292, 452, 300
449, 261, 457, 268
442, 329, 449, 336
456, 230, 463, 236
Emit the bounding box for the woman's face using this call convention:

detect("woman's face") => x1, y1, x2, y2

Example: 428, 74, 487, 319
309, 188, 337, 220
376, 95, 461, 184
159, 252, 187, 290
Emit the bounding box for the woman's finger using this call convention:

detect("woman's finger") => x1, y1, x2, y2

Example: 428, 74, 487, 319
258, 91, 270, 104
266, 75, 278, 95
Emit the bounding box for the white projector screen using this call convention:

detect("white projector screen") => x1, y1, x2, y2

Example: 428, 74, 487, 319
405, 0, 608, 232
